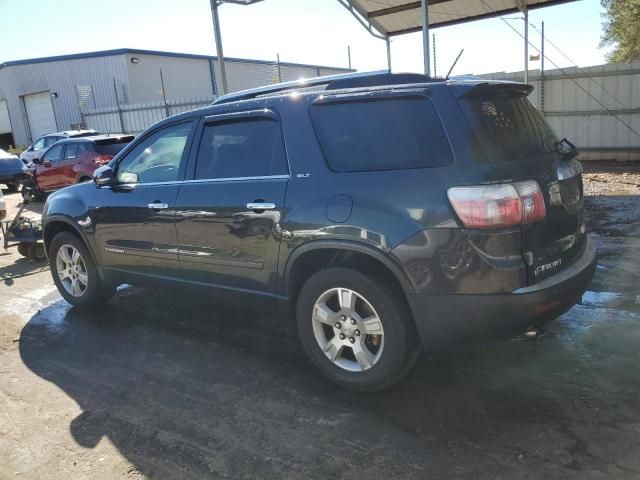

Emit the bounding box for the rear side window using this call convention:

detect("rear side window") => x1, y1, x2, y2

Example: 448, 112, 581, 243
195, 117, 288, 180
310, 97, 453, 173
44, 136, 63, 147
64, 144, 79, 159
462, 95, 558, 162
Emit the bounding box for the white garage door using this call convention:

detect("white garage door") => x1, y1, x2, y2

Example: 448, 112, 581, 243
24, 91, 57, 140
0, 100, 11, 134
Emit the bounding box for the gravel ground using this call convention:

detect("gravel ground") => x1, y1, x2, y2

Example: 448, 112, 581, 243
583, 164, 640, 196
1, 166, 640, 479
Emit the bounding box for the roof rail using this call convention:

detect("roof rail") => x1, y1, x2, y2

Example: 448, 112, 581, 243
212, 70, 389, 105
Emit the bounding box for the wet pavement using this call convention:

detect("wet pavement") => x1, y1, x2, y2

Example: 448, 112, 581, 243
1, 180, 640, 479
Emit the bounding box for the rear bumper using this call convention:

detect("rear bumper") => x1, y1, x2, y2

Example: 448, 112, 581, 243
0, 171, 30, 184
407, 236, 597, 350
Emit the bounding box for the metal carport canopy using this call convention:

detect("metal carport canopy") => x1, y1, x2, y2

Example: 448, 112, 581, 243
343, 0, 575, 35
340, 0, 577, 77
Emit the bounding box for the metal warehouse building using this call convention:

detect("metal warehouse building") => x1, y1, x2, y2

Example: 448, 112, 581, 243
0, 48, 351, 149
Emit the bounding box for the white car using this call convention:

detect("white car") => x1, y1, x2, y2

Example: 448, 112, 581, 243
19, 129, 98, 165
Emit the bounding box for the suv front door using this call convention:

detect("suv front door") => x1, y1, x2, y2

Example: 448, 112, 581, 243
90, 120, 196, 280
36, 143, 65, 190
175, 110, 289, 300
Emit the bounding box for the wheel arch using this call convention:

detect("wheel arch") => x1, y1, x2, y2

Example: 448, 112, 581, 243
283, 241, 415, 306
43, 215, 97, 264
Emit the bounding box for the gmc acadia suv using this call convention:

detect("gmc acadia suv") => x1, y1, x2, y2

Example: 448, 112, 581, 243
42, 72, 596, 391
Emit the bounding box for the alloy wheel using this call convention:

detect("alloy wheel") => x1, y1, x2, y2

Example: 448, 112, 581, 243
56, 244, 88, 297
311, 287, 385, 372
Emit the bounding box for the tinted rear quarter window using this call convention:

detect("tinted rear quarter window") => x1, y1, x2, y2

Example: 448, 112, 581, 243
310, 96, 453, 173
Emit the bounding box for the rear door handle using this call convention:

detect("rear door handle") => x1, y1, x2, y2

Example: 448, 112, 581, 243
148, 202, 169, 210
247, 202, 276, 211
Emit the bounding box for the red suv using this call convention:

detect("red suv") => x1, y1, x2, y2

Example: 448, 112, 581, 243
23, 135, 133, 200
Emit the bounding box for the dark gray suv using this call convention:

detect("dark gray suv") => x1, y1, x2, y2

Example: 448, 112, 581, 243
42, 72, 596, 391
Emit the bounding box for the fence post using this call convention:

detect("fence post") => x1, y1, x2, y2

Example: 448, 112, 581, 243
74, 85, 86, 129
277, 53, 282, 83
112, 77, 125, 133
160, 69, 170, 118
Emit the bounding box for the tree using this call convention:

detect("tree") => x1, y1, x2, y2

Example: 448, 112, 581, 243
600, 0, 640, 63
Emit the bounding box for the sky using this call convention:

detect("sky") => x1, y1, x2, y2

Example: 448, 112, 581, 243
0, 0, 611, 76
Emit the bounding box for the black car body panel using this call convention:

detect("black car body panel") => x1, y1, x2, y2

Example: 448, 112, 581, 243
0, 155, 29, 186
42, 72, 596, 349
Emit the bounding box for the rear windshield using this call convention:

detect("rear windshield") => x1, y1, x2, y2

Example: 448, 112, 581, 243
310, 97, 453, 173
463, 95, 558, 162
94, 139, 132, 156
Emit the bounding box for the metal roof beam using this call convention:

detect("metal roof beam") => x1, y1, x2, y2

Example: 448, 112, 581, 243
336, 0, 387, 40
368, 0, 452, 18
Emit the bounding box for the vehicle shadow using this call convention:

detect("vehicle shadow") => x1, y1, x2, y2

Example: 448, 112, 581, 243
0, 256, 48, 285
18, 282, 640, 478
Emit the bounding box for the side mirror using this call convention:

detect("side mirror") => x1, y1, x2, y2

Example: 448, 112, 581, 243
32, 157, 42, 165
93, 165, 115, 187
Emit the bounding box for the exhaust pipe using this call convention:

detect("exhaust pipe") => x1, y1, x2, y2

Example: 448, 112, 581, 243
523, 327, 546, 339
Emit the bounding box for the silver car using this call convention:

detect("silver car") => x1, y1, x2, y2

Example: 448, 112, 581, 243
19, 129, 98, 165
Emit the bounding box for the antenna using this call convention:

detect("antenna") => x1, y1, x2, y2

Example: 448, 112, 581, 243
445, 49, 464, 80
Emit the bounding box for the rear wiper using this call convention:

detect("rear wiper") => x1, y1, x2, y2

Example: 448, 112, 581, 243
554, 138, 579, 159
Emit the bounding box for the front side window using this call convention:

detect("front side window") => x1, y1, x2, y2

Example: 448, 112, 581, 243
116, 122, 193, 184
310, 96, 453, 173
32, 138, 45, 151
195, 117, 287, 180
42, 144, 64, 163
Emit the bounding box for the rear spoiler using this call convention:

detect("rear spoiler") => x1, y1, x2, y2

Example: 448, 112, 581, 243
451, 81, 534, 99
95, 135, 135, 144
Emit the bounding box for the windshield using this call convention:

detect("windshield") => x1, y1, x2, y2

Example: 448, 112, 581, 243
462, 95, 558, 163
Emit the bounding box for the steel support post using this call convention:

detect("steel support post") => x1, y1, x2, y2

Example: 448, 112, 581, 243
210, 0, 229, 95
421, 0, 431, 76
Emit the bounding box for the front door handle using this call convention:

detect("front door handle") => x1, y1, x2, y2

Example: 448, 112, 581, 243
148, 202, 169, 210
247, 202, 276, 211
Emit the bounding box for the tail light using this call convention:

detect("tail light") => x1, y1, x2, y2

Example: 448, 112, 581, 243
93, 154, 112, 166
447, 180, 546, 229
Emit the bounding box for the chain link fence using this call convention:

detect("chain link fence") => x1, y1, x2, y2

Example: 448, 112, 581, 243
83, 96, 216, 135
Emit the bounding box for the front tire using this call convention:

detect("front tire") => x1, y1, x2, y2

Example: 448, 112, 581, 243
49, 231, 114, 308
296, 267, 419, 392
6, 182, 19, 193
21, 182, 43, 202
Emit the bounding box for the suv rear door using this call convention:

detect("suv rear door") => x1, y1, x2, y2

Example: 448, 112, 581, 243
460, 87, 586, 284
175, 109, 288, 300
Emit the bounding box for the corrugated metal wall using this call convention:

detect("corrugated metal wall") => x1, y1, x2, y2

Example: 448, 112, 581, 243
0, 54, 130, 146
480, 62, 640, 161
0, 52, 349, 147
125, 53, 215, 103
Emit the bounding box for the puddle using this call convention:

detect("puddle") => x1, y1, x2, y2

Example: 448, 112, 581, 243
30, 301, 72, 334
581, 291, 620, 306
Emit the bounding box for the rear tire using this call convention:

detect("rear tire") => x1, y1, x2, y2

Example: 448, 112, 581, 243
6, 183, 18, 193
296, 267, 420, 392
49, 231, 114, 308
